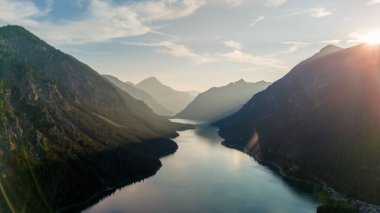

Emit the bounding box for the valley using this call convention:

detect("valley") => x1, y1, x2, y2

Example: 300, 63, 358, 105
1, 2, 380, 210
83, 120, 319, 213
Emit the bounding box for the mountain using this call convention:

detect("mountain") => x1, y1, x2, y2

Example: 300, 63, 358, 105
0, 25, 189, 212
176, 79, 270, 122
217, 44, 380, 205
187, 90, 200, 97
136, 77, 195, 114
312, 44, 344, 58
102, 75, 173, 116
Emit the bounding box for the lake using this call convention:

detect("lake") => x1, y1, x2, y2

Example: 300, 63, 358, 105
84, 120, 319, 213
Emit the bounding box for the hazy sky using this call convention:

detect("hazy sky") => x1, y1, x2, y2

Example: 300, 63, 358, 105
0, 0, 379, 91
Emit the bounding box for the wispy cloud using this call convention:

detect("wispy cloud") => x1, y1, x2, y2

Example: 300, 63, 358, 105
0, 0, 51, 26
124, 40, 215, 64
0, 0, 207, 44
281, 41, 311, 53
219, 50, 288, 70
266, 0, 287, 7
224, 40, 243, 49
42, 0, 150, 44
283, 7, 332, 18
126, 39, 287, 70
309, 8, 332, 17
133, 0, 206, 22
218, 0, 246, 7
221, 40, 288, 69
368, 0, 380, 5
250, 16, 265, 27
319, 39, 341, 44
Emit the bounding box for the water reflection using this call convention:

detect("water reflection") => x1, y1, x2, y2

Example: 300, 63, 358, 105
84, 121, 318, 213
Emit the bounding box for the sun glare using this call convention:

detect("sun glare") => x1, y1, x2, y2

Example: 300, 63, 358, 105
357, 31, 380, 44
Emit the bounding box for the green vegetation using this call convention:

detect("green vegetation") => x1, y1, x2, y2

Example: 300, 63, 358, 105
0, 25, 184, 212
316, 190, 357, 213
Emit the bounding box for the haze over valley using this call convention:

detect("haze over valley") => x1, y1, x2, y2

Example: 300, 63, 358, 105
1, 0, 380, 213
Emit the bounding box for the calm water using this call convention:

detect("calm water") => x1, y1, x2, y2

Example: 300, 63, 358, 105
84, 120, 319, 213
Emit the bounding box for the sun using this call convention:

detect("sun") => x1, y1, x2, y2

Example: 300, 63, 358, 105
357, 31, 380, 44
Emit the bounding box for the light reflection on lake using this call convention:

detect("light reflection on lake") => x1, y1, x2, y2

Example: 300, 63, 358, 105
84, 119, 318, 213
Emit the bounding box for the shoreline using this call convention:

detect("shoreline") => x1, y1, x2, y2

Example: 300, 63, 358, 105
56, 125, 192, 213
56, 172, 157, 213
56, 139, 182, 212
221, 140, 380, 212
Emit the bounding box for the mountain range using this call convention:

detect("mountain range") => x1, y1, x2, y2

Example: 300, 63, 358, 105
176, 79, 270, 122
3, 23, 380, 212
102, 75, 173, 116
134, 76, 195, 114
0, 25, 189, 212
217, 44, 380, 205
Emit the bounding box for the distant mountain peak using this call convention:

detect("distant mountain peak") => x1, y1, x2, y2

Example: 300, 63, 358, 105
146, 76, 160, 82
102, 74, 173, 115
228, 79, 246, 86
147, 76, 158, 80
321, 44, 342, 52
313, 44, 344, 58
176, 80, 270, 122
139, 76, 162, 85
136, 76, 194, 113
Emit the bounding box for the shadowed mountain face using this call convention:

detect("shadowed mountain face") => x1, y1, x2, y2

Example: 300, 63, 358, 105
136, 77, 195, 114
176, 80, 270, 122
102, 75, 173, 116
218, 44, 380, 204
0, 25, 187, 212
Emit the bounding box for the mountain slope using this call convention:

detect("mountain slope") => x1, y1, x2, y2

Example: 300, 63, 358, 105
218, 44, 380, 204
102, 75, 173, 116
0, 25, 185, 212
186, 90, 200, 97
136, 77, 194, 113
176, 80, 270, 122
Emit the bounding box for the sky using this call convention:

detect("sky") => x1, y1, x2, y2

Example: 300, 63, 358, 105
0, 0, 379, 91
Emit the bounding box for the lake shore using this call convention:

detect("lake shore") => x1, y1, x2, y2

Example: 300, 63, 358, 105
220, 139, 380, 213
84, 122, 319, 212
55, 138, 179, 213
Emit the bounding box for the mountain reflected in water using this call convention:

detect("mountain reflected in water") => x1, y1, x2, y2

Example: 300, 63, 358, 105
84, 120, 318, 213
